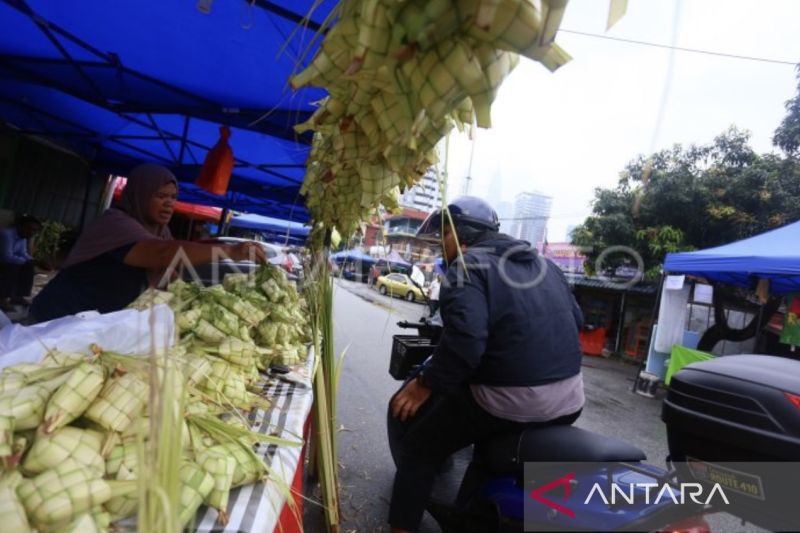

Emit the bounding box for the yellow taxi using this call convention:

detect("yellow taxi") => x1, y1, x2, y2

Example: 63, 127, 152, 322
375, 273, 425, 302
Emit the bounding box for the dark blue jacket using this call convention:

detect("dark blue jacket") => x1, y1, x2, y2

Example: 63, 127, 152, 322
421, 234, 583, 392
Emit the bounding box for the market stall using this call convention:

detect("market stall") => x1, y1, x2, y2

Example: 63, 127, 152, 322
1, 1, 633, 531
0, 0, 334, 222
229, 213, 310, 246
0, 264, 316, 532
664, 220, 800, 294
639, 220, 800, 390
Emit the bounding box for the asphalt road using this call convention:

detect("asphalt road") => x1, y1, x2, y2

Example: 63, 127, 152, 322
304, 279, 764, 533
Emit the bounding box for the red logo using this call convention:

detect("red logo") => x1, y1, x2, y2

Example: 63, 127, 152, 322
529, 472, 576, 518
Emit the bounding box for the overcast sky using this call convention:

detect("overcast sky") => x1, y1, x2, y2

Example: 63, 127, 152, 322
443, 0, 800, 242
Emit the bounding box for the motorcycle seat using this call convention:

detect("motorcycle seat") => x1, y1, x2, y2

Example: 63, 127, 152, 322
476, 425, 647, 475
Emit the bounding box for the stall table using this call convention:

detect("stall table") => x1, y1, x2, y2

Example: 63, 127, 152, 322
193, 349, 315, 533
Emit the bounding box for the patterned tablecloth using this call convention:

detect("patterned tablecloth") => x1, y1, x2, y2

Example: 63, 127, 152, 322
193, 348, 315, 533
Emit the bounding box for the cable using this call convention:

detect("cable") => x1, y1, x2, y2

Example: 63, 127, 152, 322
560, 29, 798, 66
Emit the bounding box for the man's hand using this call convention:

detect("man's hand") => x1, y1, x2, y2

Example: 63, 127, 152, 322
391, 377, 432, 422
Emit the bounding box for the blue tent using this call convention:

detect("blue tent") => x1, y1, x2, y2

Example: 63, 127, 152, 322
230, 212, 309, 240
664, 221, 800, 295
330, 250, 378, 265
383, 250, 410, 267
0, 0, 338, 221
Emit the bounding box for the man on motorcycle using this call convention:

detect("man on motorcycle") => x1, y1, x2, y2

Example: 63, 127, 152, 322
388, 196, 585, 533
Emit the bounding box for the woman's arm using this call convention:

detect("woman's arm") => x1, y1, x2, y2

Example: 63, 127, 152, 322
123, 240, 266, 269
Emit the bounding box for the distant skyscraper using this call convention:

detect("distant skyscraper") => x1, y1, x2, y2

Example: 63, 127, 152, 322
496, 201, 513, 235
511, 192, 552, 246
487, 172, 503, 207
400, 170, 444, 213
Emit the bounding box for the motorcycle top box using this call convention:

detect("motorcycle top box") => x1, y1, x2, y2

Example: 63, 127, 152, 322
389, 335, 436, 380
662, 354, 800, 462
662, 354, 800, 532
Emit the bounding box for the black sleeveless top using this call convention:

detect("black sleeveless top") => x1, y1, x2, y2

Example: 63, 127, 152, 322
30, 243, 147, 322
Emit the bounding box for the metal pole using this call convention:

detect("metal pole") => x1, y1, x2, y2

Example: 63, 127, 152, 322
632, 273, 665, 393
77, 168, 94, 232
97, 174, 118, 214
218, 208, 229, 236
614, 292, 628, 354
754, 303, 765, 354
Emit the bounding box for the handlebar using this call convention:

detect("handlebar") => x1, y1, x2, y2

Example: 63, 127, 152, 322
397, 321, 427, 329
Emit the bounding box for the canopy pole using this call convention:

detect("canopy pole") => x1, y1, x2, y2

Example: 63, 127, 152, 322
78, 167, 94, 232
632, 272, 665, 393
614, 292, 628, 354
218, 208, 229, 236
754, 303, 766, 354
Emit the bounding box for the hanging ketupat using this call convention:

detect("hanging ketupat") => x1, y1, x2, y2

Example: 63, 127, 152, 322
294, 0, 626, 236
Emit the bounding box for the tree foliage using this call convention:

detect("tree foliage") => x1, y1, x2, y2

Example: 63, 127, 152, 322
774, 66, 800, 156
572, 127, 800, 278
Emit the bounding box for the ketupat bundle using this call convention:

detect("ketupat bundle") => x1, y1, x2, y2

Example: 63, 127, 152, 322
197, 447, 237, 523
178, 460, 215, 527
17, 463, 136, 529
105, 464, 138, 520
106, 440, 139, 477
43, 361, 105, 433
84, 372, 148, 433
0, 339, 299, 530
0, 382, 55, 430
0, 471, 31, 531
174, 266, 310, 374
22, 426, 105, 476
293, 0, 626, 236
127, 288, 174, 310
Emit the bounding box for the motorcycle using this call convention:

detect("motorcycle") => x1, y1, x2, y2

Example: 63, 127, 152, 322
387, 316, 800, 532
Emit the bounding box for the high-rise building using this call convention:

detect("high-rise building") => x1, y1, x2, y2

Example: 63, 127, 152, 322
400, 171, 444, 213
510, 192, 552, 246
496, 200, 513, 235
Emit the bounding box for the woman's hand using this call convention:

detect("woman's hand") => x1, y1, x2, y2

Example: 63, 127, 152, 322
226, 241, 267, 264
125, 239, 268, 269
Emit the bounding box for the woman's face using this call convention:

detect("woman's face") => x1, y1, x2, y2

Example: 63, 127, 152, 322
148, 182, 177, 226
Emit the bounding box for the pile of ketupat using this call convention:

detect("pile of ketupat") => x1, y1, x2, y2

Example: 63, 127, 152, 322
133, 263, 311, 386
0, 349, 286, 531
0, 265, 309, 531
293, 0, 627, 238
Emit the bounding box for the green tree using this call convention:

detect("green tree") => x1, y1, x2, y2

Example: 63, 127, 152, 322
774, 66, 800, 156
572, 128, 800, 278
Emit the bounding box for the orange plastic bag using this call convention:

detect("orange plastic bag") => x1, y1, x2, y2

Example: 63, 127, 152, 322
196, 126, 234, 195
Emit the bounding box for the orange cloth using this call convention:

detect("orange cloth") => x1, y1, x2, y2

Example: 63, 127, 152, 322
196, 126, 234, 195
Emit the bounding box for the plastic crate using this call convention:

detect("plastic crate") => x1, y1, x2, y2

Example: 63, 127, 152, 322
579, 327, 607, 356
389, 335, 436, 380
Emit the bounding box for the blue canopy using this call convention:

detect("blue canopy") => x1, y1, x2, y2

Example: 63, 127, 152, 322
0, 0, 338, 222
664, 221, 800, 294
330, 250, 378, 265
383, 250, 410, 266
230, 212, 309, 238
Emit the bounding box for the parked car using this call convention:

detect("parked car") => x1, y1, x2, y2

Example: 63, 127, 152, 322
187, 237, 297, 286
375, 273, 425, 302
284, 251, 304, 280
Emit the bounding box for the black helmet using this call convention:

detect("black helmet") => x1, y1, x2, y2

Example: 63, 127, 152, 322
416, 196, 500, 245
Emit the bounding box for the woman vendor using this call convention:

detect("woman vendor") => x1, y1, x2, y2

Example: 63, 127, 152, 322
31, 164, 265, 322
